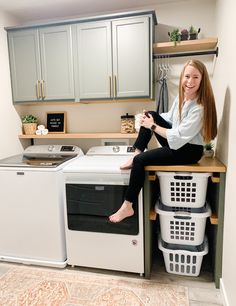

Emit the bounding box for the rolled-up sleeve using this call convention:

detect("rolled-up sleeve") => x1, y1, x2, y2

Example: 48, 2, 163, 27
160, 97, 177, 124
166, 104, 203, 150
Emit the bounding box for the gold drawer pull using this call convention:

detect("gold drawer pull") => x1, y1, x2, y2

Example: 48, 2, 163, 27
41, 80, 45, 99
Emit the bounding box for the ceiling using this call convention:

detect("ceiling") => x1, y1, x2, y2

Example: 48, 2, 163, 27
0, 0, 183, 23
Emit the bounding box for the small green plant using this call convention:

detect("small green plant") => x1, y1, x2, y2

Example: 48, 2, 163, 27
189, 25, 197, 34
189, 26, 200, 40
22, 114, 38, 123
168, 28, 180, 45
204, 142, 214, 151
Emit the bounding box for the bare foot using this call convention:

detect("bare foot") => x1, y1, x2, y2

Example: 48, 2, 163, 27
109, 201, 134, 223
120, 157, 133, 170
120, 149, 141, 170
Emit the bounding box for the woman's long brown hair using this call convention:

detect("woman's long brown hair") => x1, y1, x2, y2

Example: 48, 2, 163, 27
178, 60, 217, 143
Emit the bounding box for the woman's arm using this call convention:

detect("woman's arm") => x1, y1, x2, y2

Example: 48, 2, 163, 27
140, 114, 167, 138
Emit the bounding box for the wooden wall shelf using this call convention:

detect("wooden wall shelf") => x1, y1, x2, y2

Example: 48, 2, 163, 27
19, 133, 138, 139
153, 37, 218, 54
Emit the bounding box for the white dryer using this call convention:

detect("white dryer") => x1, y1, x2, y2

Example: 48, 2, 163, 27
63, 145, 144, 275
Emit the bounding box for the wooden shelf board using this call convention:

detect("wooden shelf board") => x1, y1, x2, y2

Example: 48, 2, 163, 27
210, 213, 218, 225
146, 156, 226, 173
19, 133, 138, 139
153, 37, 218, 54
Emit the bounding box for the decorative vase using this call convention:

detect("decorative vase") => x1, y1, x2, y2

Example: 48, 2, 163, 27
189, 33, 198, 40
22, 123, 37, 135
204, 149, 214, 158
180, 34, 189, 41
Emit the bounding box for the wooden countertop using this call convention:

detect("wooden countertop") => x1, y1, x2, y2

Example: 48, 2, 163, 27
145, 156, 226, 173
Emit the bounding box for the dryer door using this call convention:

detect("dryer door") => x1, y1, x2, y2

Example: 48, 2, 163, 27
65, 183, 139, 235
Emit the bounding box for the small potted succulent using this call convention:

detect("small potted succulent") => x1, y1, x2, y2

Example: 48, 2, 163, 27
22, 114, 38, 135
180, 29, 189, 41
189, 26, 200, 40
204, 142, 214, 158
168, 28, 181, 46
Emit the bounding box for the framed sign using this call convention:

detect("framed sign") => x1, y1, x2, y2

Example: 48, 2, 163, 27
46, 112, 67, 133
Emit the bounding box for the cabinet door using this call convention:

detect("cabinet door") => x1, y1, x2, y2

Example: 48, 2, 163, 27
112, 16, 150, 98
76, 21, 112, 99
8, 29, 41, 102
39, 25, 75, 100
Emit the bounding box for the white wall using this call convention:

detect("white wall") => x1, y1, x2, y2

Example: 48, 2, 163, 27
214, 1, 236, 305
0, 12, 23, 158
2, 2, 235, 304
21, 0, 217, 152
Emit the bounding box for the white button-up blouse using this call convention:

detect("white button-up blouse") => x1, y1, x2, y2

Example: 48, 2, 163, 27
160, 96, 204, 150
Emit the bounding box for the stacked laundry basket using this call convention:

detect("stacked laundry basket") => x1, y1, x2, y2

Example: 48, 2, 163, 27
155, 171, 212, 276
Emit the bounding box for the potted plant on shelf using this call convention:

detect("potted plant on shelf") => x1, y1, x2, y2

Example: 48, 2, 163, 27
168, 28, 181, 46
180, 28, 189, 41
204, 142, 214, 158
189, 26, 201, 40
22, 114, 38, 135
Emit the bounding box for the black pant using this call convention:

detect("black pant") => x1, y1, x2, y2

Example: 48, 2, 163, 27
125, 111, 203, 203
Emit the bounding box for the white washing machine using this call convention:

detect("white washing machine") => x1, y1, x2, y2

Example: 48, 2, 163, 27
63, 145, 144, 275
0, 145, 83, 268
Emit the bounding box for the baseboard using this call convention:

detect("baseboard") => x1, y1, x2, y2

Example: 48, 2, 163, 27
220, 278, 230, 306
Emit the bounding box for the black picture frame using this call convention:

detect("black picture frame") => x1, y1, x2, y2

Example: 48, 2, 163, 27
46, 112, 67, 133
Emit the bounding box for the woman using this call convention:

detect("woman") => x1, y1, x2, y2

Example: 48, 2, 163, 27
109, 59, 217, 223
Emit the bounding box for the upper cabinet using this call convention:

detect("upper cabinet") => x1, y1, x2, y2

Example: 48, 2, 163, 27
76, 16, 151, 100
8, 25, 75, 103
6, 10, 157, 103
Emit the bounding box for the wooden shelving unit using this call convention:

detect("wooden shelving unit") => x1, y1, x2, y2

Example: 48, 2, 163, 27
18, 133, 138, 140
153, 37, 218, 55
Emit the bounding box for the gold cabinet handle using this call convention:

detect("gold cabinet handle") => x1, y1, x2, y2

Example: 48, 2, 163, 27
41, 80, 45, 99
114, 76, 117, 98
109, 76, 112, 97
36, 80, 41, 99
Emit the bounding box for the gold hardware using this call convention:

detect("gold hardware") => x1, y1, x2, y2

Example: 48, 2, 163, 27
109, 76, 112, 97
41, 80, 45, 99
114, 76, 117, 97
36, 80, 41, 99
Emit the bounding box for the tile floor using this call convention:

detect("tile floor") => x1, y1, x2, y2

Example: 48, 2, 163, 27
0, 252, 223, 306
151, 251, 224, 306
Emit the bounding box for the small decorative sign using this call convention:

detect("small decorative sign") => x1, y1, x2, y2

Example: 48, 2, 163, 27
46, 112, 66, 133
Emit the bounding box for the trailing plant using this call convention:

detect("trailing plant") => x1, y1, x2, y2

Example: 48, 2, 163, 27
168, 28, 180, 46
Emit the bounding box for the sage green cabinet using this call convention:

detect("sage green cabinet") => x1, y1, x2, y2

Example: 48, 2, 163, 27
76, 16, 152, 100
8, 25, 75, 102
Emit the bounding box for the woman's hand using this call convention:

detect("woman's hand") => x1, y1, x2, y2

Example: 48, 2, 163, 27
140, 111, 154, 129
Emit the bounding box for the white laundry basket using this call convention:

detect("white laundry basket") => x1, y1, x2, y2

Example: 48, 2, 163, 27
155, 201, 211, 245
156, 172, 212, 208
158, 236, 208, 276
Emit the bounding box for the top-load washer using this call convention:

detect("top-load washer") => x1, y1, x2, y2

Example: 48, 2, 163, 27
63, 145, 144, 275
0, 145, 83, 268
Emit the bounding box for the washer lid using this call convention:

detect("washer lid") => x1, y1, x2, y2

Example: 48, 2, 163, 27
0, 154, 78, 168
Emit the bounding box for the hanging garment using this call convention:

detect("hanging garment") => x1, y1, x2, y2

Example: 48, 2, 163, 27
156, 77, 169, 114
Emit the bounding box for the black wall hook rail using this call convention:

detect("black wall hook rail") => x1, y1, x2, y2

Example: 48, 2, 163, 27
154, 47, 219, 59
